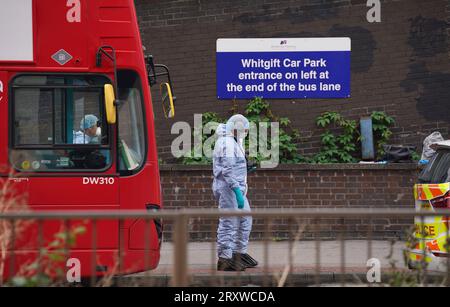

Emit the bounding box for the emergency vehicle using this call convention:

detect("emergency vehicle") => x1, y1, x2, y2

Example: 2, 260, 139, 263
408, 141, 450, 271
0, 0, 175, 278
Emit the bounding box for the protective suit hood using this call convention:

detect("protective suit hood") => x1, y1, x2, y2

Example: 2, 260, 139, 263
226, 114, 249, 136
215, 123, 228, 138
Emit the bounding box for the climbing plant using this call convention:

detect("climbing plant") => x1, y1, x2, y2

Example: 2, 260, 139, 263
313, 111, 395, 163
179, 102, 396, 165
181, 97, 303, 165
313, 111, 359, 163
371, 111, 395, 159
181, 112, 225, 165
244, 97, 303, 164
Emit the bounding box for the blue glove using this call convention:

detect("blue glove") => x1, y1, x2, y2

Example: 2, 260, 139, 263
232, 188, 245, 209
419, 159, 429, 165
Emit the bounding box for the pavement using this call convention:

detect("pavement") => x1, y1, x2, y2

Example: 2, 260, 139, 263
122, 240, 418, 286
155, 240, 407, 273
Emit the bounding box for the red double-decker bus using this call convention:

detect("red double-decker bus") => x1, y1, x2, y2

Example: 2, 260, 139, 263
0, 0, 174, 279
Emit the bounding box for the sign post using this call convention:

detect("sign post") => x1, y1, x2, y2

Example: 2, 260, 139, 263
216, 38, 351, 100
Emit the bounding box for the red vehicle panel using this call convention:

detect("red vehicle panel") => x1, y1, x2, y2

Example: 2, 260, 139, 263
0, 0, 165, 280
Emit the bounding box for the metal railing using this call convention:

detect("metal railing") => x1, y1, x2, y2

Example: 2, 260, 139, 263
0, 208, 449, 287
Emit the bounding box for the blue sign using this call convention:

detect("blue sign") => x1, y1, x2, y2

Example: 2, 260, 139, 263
216, 38, 351, 100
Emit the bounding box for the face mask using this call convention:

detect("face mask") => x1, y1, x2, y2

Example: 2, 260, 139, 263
235, 129, 248, 140
237, 138, 244, 147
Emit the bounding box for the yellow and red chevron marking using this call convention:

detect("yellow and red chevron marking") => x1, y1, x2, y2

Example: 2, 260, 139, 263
415, 183, 450, 201
426, 240, 440, 252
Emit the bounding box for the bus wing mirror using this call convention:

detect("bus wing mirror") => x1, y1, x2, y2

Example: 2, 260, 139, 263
104, 84, 117, 124
160, 83, 175, 119
145, 55, 157, 87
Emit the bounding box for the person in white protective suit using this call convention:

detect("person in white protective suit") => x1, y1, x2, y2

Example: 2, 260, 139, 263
212, 114, 258, 271
73, 114, 102, 144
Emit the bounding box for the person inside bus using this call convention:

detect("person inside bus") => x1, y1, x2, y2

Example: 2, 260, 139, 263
70, 114, 109, 169
73, 114, 102, 144
212, 114, 258, 271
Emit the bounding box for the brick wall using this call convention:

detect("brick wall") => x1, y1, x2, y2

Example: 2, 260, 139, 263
160, 164, 418, 241
134, 0, 445, 241
135, 0, 450, 163
135, 0, 450, 164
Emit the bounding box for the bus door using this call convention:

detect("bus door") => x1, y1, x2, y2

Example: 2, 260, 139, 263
8, 74, 119, 275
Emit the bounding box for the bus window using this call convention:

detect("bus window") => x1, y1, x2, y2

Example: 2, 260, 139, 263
10, 75, 112, 172
117, 70, 146, 173
70, 90, 106, 145
14, 88, 53, 145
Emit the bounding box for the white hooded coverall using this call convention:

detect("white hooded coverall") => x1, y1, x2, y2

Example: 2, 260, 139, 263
212, 122, 252, 259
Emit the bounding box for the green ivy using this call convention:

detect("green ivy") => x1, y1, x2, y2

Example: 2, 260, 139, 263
179, 104, 395, 165
181, 112, 225, 165
313, 111, 395, 163
371, 111, 395, 159
313, 112, 359, 163
181, 97, 304, 165
245, 97, 304, 164
411, 151, 420, 161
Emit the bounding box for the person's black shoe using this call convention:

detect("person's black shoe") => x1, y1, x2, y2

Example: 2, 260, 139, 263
233, 253, 258, 268
217, 257, 246, 271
